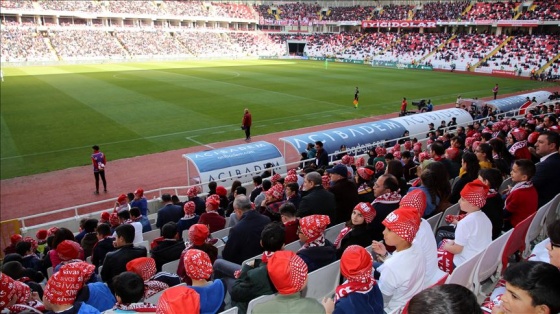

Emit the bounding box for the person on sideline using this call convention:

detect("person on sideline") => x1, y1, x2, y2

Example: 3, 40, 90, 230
91, 145, 107, 195
354, 87, 359, 109
242, 108, 252, 141
492, 84, 499, 99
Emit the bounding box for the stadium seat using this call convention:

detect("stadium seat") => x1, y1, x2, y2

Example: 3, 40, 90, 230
524, 199, 554, 258
137, 240, 150, 253
446, 249, 484, 290
142, 229, 160, 244
426, 212, 443, 233
472, 229, 512, 298
161, 259, 180, 274
544, 193, 560, 232
284, 240, 302, 253
302, 260, 340, 300
145, 283, 187, 304
246, 294, 276, 314
219, 307, 238, 314
501, 213, 536, 272
86, 256, 92, 264
211, 227, 232, 241
324, 222, 345, 243
435, 203, 460, 230
499, 177, 513, 194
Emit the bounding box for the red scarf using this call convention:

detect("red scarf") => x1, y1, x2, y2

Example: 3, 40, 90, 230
261, 251, 274, 263
372, 191, 402, 204
508, 140, 527, 156
114, 302, 157, 312
334, 276, 375, 302
333, 226, 352, 249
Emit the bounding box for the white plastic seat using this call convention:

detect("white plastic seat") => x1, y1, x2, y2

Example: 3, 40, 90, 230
284, 240, 302, 253
211, 227, 232, 241
302, 260, 340, 300
445, 249, 484, 291
161, 259, 180, 274
426, 212, 443, 233
435, 203, 460, 230
246, 294, 276, 314
524, 200, 553, 258
324, 222, 345, 244
142, 229, 161, 244
499, 177, 512, 194
145, 283, 186, 304
219, 307, 238, 314
137, 240, 150, 253
473, 229, 512, 297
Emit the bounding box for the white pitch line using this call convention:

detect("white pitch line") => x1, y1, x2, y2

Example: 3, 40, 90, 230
186, 136, 214, 149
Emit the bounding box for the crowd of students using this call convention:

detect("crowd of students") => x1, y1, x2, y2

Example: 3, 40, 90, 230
2, 99, 560, 313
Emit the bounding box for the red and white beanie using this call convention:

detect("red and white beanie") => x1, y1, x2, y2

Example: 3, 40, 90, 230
400, 189, 427, 217
44, 262, 94, 305
205, 194, 220, 210
299, 215, 330, 242
187, 186, 200, 198
0, 273, 30, 309
267, 251, 308, 294
126, 257, 157, 281
266, 183, 284, 200
382, 207, 421, 243
183, 249, 213, 280
183, 201, 196, 216
460, 179, 489, 208
353, 202, 376, 224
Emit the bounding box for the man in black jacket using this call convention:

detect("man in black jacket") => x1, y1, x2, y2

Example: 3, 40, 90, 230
327, 164, 359, 224
101, 224, 147, 293
533, 131, 560, 207
151, 222, 185, 272
296, 171, 336, 224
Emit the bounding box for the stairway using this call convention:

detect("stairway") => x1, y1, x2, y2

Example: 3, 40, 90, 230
113, 33, 131, 58
41, 33, 61, 61
470, 36, 513, 70
537, 53, 560, 75
418, 34, 456, 64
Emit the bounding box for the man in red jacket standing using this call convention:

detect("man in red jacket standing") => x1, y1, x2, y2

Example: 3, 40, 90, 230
242, 108, 252, 141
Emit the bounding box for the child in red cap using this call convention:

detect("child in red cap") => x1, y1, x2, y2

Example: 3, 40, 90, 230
372, 207, 425, 312
439, 180, 492, 273
198, 194, 226, 233
3, 234, 22, 255
296, 215, 336, 272
323, 245, 384, 314
252, 251, 324, 314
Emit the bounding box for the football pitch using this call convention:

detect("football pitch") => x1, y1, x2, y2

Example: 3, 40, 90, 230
0, 59, 555, 179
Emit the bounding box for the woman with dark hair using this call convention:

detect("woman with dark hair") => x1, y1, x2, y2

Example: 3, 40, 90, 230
489, 138, 513, 178
228, 180, 242, 203
408, 161, 450, 218
408, 284, 482, 314
475, 142, 495, 170
449, 152, 480, 203
478, 168, 504, 240
49, 227, 80, 269
386, 160, 409, 196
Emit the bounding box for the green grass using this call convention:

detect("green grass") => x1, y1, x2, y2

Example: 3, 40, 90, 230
0, 59, 555, 179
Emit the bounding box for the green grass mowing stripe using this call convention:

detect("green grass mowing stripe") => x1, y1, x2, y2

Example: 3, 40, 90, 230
0, 60, 556, 179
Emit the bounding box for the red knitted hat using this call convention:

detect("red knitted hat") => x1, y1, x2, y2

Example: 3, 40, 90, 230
353, 202, 376, 224
126, 257, 157, 281
400, 189, 427, 217
460, 179, 489, 208
382, 207, 421, 243
188, 224, 209, 246
267, 251, 308, 295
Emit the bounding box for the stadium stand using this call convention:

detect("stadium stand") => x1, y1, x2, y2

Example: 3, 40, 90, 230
1, 2, 560, 309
